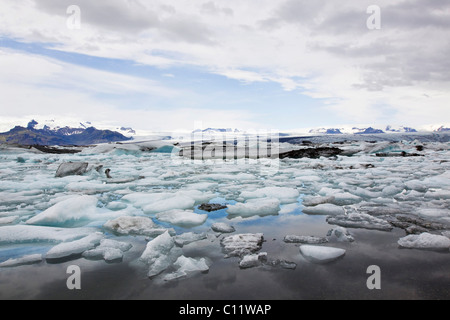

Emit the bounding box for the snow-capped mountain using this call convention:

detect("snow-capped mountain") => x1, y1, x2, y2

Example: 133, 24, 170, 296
0, 120, 132, 146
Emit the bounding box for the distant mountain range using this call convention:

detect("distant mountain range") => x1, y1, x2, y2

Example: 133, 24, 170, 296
0, 120, 132, 146
308, 125, 450, 135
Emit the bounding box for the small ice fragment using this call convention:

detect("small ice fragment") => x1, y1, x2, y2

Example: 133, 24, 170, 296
398, 233, 450, 251
221, 233, 264, 257
0, 254, 43, 268
174, 232, 207, 247
155, 210, 208, 228
46, 232, 104, 260
302, 203, 345, 216
327, 227, 355, 242
26, 195, 99, 227
239, 252, 267, 269
139, 231, 182, 278
55, 162, 88, 178
227, 198, 280, 217
163, 256, 210, 281
211, 222, 235, 233
299, 245, 346, 264
103, 216, 174, 237
283, 235, 328, 244
326, 213, 393, 231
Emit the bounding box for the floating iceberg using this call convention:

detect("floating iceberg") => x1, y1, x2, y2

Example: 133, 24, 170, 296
302, 203, 345, 216
55, 162, 88, 178
0, 225, 95, 244
221, 233, 264, 257
326, 213, 393, 231
0, 254, 43, 268
103, 216, 174, 237
83, 239, 132, 262
155, 210, 208, 228
139, 231, 183, 278
240, 187, 300, 204
227, 198, 280, 218
163, 256, 210, 281
398, 233, 450, 251
211, 222, 235, 233
299, 245, 346, 264
283, 235, 328, 244
174, 232, 207, 247
26, 195, 112, 227
327, 227, 355, 242
239, 252, 268, 269
46, 232, 104, 260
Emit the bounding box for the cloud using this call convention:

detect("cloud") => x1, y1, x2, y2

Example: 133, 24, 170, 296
0, 0, 449, 129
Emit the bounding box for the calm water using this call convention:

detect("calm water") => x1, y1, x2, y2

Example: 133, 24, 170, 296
1, 207, 449, 300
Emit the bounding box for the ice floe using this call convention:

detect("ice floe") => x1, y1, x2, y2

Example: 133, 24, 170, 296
174, 232, 207, 247
82, 238, 132, 262
299, 245, 346, 264
398, 233, 450, 251
155, 209, 208, 228
163, 256, 210, 281
221, 233, 264, 257
46, 232, 104, 260
211, 222, 235, 233
103, 216, 174, 237
227, 198, 280, 218
139, 231, 183, 278
302, 203, 345, 216
0, 254, 43, 268
283, 235, 329, 244
326, 213, 393, 231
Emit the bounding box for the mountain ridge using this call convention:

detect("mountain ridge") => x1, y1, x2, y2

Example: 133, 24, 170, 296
0, 120, 132, 146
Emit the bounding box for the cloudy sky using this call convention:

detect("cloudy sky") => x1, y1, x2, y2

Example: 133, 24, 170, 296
0, 0, 449, 132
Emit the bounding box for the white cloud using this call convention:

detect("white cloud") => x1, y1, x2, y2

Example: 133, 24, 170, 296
0, 0, 449, 129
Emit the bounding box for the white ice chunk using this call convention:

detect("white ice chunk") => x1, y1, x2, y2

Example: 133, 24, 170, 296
283, 235, 328, 244
82, 239, 132, 261
0, 216, 20, 225
326, 213, 393, 231
240, 187, 299, 204
26, 195, 101, 227
302, 203, 345, 216
299, 245, 346, 264
103, 216, 174, 237
143, 195, 195, 214
163, 256, 210, 281
239, 252, 268, 269
398, 233, 450, 250
424, 190, 450, 200
106, 202, 128, 211
221, 233, 264, 257
227, 198, 280, 217
327, 227, 355, 242
139, 231, 183, 278
0, 225, 95, 244
174, 232, 207, 247
55, 162, 88, 178
302, 196, 335, 207
155, 210, 208, 228
46, 232, 104, 260
0, 254, 43, 268
211, 222, 235, 233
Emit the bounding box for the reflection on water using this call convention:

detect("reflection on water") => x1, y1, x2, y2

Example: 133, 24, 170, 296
1, 204, 449, 300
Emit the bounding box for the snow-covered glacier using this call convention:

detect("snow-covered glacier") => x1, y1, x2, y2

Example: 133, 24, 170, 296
0, 132, 449, 299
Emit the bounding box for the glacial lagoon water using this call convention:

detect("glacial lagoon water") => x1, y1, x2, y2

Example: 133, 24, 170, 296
0, 137, 449, 300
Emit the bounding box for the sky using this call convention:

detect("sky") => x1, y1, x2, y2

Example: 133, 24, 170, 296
0, 0, 449, 133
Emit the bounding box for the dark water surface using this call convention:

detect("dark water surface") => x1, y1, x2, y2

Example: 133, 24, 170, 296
1, 211, 448, 300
